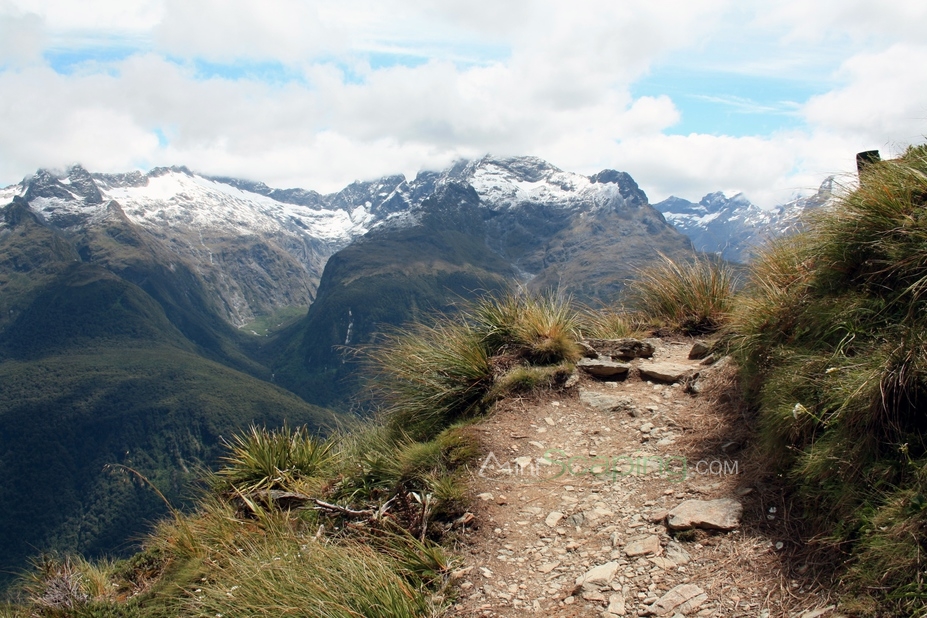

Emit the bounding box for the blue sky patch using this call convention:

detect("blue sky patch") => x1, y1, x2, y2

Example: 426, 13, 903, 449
368, 51, 431, 71
633, 67, 830, 137
153, 128, 169, 147
45, 46, 138, 75
186, 58, 308, 86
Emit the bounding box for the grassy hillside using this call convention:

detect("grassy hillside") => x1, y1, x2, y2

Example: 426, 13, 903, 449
0, 264, 192, 358
0, 345, 334, 590
728, 144, 927, 614
0, 198, 82, 330
0, 198, 337, 589
75, 205, 272, 377
1, 290, 586, 617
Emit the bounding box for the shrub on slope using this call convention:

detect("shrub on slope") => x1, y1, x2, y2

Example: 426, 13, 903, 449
732, 144, 927, 614
629, 253, 739, 334
369, 290, 581, 442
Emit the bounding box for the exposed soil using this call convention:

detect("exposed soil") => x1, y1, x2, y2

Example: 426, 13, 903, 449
449, 337, 840, 618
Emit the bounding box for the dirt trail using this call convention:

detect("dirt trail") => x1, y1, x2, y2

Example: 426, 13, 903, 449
450, 337, 838, 618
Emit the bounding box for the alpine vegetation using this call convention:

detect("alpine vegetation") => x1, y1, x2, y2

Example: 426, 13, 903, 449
367, 290, 581, 442
3, 289, 587, 618
628, 253, 740, 334
731, 144, 927, 614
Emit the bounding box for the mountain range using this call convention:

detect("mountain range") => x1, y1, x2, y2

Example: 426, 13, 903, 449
655, 177, 834, 262
0, 155, 825, 586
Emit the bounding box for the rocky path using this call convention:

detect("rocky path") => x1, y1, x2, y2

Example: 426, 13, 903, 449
450, 338, 838, 618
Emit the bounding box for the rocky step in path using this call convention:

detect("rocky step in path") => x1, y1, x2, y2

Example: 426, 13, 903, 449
450, 337, 838, 618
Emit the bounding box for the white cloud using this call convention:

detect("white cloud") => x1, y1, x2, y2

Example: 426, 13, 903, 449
154, 0, 346, 62
0, 0, 925, 208
608, 131, 861, 207
2, 0, 161, 36
0, 8, 44, 67
758, 0, 927, 46
802, 44, 927, 147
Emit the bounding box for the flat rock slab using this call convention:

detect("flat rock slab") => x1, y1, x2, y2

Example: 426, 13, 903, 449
605, 591, 626, 616
644, 584, 707, 616
624, 534, 662, 557
648, 556, 676, 570
577, 357, 631, 378
584, 338, 655, 359
575, 561, 619, 587
664, 540, 691, 565
667, 498, 743, 531
638, 362, 696, 383
579, 389, 635, 413
537, 561, 560, 573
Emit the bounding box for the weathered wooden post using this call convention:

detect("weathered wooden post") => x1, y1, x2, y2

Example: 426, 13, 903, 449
856, 150, 881, 176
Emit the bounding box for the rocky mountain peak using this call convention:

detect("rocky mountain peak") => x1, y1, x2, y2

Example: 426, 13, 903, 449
149, 165, 194, 178
472, 155, 562, 182
93, 170, 149, 190
698, 191, 751, 214
814, 176, 835, 200
64, 165, 104, 204
590, 169, 648, 204
22, 165, 103, 206
2, 195, 42, 227
329, 174, 410, 216
655, 181, 834, 262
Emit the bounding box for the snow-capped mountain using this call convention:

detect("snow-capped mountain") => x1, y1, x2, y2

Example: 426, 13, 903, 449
2, 155, 652, 239
1, 156, 667, 325
654, 177, 834, 262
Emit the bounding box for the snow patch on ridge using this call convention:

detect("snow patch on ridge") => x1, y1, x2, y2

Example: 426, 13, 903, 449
464, 157, 595, 210
105, 171, 369, 242
0, 184, 20, 205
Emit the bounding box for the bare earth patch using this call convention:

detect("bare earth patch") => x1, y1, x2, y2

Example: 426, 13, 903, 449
449, 337, 839, 618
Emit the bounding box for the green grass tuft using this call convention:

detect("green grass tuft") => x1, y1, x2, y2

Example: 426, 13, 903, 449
731, 143, 927, 614
368, 289, 583, 442
575, 306, 643, 339
490, 363, 573, 397
629, 253, 739, 334
369, 319, 493, 442
470, 289, 582, 364
213, 424, 336, 493
182, 535, 440, 618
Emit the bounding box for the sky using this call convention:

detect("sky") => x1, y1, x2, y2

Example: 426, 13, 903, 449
0, 1, 925, 208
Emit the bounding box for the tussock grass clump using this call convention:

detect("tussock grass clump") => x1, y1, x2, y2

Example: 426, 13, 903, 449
490, 363, 574, 398
213, 423, 336, 493
630, 253, 739, 334
575, 306, 643, 339
183, 535, 439, 618
732, 144, 927, 614
371, 289, 581, 442
18, 556, 90, 616
332, 424, 479, 514
369, 320, 493, 442
470, 290, 582, 364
